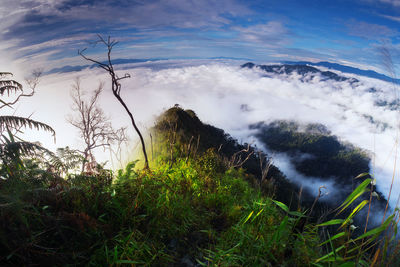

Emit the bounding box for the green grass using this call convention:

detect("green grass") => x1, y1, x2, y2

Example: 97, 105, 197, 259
1, 118, 399, 266
0, 146, 322, 266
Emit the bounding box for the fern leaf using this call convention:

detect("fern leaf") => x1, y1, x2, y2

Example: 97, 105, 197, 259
1, 141, 53, 157
0, 72, 13, 77
0, 116, 55, 137
0, 80, 23, 96
17, 142, 45, 155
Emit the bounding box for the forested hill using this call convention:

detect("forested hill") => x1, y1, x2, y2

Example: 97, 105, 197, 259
152, 107, 388, 212
152, 106, 312, 208
250, 120, 387, 208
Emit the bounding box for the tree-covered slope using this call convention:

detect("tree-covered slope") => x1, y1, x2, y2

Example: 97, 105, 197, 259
153, 106, 315, 207
250, 120, 387, 213
0, 106, 397, 266
251, 120, 370, 183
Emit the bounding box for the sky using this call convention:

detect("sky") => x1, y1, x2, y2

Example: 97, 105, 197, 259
3, 0, 400, 214
1, 0, 400, 75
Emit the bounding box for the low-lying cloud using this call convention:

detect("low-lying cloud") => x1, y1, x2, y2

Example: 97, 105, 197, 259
18, 59, 400, 212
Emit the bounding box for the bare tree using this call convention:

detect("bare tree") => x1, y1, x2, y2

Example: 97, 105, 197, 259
67, 78, 126, 172
78, 35, 150, 169
109, 127, 129, 169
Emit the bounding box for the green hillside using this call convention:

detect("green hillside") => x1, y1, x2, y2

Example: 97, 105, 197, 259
0, 107, 398, 266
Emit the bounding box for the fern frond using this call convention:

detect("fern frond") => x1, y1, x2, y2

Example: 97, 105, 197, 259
0, 116, 55, 137
0, 141, 55, 161
0, 80, 23, 96
0, 72, 13, 77
49, 147, 84, 173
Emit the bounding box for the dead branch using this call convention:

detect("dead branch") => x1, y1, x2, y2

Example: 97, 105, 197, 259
78, 35, 149, 169
0, 69, 42, 110
229, 143, 254, 168
67, 78, 126, 172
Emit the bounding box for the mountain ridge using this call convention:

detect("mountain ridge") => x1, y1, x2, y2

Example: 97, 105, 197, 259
241, 62, 360, 83
47, 58, 397, 84
284, 60, 399, 83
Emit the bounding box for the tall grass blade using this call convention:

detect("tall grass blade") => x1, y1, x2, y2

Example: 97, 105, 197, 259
242, 211, 254, 224
319, 232, 346, 246
317, 219, 344, 227
339, 200, 369, 229
337, 178, 371, 215
315, 245, 345, 263
272, 200, 289, 213
355, 214, 394, 241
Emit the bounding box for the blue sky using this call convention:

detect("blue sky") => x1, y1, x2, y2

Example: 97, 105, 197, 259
1, 0, 400, 74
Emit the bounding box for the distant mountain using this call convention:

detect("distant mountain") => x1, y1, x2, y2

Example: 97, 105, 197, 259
45, 64, 90, 74
241, 62, 359, 83
284, 61, 399, 83
208, 56, 253, 61
49, 57, 398, 85
46, 58, 166, 74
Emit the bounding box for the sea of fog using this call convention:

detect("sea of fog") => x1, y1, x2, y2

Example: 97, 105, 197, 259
14, 59, 400, 212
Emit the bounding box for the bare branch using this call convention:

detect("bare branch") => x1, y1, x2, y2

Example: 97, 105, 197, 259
0, 70, 42, 109
229, 143, 254, 168
78, 35, 149, 169
67, 78, 123, 172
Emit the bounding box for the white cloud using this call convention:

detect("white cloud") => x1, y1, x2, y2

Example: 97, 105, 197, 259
347, 20, 398, 40
0, 0, 254, 75
18, 35, 94, 52
7, 0, 251, 29
379, 0, 400, 6
234, 21, 290, 46
380, 14, 400, 23
361, 0, 400, 6
14, 60, 400, 214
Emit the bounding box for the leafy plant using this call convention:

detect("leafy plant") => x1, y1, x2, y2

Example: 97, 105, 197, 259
0, 72, 55, 179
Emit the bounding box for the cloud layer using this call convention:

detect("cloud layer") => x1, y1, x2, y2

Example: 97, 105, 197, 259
18, 60, 400, 213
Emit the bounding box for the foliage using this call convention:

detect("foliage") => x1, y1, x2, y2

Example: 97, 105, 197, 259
0, 145, 318, 266
153, 106, 312, 208
251, 120, 371, 182
0, 72, 55, 179
1, 105, 399, 266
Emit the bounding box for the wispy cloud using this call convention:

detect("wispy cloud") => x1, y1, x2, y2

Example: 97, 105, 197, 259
346, 20, 398, 40
361, 0, 400, 6
378, 0, 400, 6
1, 0, 251, 41
380, 14, 400, 23
234, 21, 290, 46
1, 0, 399, 77
0, 0, 253, 72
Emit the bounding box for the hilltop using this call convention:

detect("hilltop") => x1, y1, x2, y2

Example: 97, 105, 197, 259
152, 106, 309, 207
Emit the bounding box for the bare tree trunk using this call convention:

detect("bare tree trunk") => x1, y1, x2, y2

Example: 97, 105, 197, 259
78, 35, 149, 169
113, 93, 149, 169
82, 150, 88, 173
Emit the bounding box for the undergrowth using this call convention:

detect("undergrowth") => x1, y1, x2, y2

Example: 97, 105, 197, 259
0, 146, 320, 266
1, 107, 400, 266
